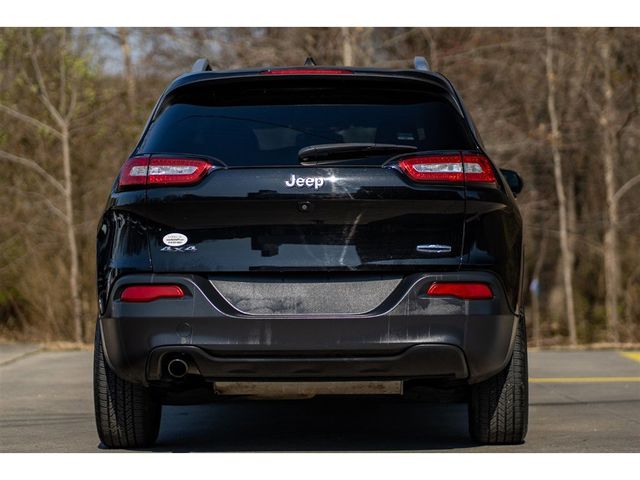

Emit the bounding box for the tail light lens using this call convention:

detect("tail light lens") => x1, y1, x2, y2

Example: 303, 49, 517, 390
397, 153, 496, 184
118, 157, 149, 188
426, 282, 493, 300
118, 157, 213, 190
462, 153, 497, 183
398, 154, 464, 182
120, 285, 185, 302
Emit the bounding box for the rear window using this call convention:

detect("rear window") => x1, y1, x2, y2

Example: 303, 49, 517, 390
138, 78, 475, 166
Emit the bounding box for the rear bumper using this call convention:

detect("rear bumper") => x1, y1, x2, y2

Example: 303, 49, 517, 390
146, 344, 468, 381
100, 271, 519, 386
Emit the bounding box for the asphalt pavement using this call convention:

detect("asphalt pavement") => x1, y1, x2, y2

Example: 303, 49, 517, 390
1, 346, 638, 452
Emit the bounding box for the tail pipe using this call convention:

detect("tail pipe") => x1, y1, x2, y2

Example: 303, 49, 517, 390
166, 357, 189, 379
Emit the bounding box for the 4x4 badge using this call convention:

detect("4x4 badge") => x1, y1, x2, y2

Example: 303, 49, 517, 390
161, 245, 197, 252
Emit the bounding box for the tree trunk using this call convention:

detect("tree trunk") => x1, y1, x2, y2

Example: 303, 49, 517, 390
357, 27, 374, 65
600, 29, 621, 343
545, 28, 578, 346
530, 232, 549, 348
421, 28, 439, 71
117, 28, 137, 110
341, 27, 353, 66
61, 124, 82, 343
566, 173, 577, 268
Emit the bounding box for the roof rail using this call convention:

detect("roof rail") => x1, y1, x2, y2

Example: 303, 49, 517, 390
191, 58, 212, 72
413, 56, 430, 72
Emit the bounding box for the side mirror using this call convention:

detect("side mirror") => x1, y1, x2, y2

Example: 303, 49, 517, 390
500, 169, 524, 196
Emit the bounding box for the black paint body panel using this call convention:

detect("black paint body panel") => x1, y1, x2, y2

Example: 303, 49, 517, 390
144, 167, 466, 272
96, 68, 524, 397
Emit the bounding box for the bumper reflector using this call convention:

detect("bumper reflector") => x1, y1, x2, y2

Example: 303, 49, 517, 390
120, 285, 185, 302
427, 282, 493, 300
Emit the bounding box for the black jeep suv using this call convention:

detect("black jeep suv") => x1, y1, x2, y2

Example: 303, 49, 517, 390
94, 57, 527, 448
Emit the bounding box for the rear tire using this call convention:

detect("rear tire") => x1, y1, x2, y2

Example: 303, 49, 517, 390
93, 324, 162, 448
468, 315, 529, 444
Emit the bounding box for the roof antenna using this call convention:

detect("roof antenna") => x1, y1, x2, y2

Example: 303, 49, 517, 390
304, 56, 317, 66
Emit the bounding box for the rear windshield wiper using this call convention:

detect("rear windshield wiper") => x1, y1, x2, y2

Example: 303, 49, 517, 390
298, 143, 417, 164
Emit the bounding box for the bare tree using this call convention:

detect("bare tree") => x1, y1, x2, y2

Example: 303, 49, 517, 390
101, 28, 137, 109
0, 30, 83, 342
545, 28, 578, 345
341, 27, 353, 66
339, 28, 375, 66
117, 28, 137, 110
530, 230, 549, 348
599, 28, 621, 342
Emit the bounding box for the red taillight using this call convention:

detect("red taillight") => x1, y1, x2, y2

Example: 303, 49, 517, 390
147, 157, 212, 186
426, 282, 493, 300
120, 285, 185, 302
118, 157, 150, 188
118, 157, 213, 190
261, 68, 353, 75
398, 154, 464, 182
462, 153, 497, 183
397, 153, 496, 184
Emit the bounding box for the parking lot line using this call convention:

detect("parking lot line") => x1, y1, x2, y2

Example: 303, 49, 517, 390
619, 352, 640, 363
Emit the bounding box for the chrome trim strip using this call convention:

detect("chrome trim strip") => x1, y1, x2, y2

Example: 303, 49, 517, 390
416, 244, 452, 254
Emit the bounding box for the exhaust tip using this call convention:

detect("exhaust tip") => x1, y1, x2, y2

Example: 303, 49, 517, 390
167, 358, 189, 378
